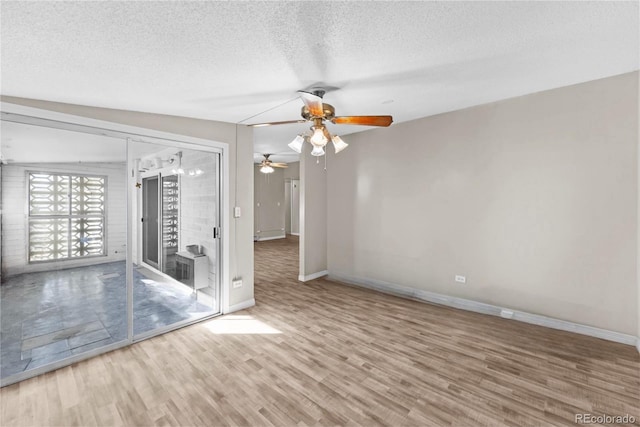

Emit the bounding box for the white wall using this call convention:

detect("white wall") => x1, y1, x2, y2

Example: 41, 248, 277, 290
300, 146, 327, 280
254, 166, 285, 240
1, 162, 127, 276
1, 96, 255, 308
179, 150, 218, 285
327, 72, 639, 336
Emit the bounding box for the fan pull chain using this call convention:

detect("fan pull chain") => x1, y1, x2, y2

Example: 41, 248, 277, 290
324, 153, 327, 171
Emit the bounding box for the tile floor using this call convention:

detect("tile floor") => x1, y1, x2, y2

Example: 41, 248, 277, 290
0, 261, 215, 379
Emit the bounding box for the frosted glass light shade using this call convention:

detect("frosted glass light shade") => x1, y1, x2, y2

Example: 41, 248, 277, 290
310, 145, 325, 157
331, 135, 349, 153
310, 127, 328, 147
260, 165, 274, 174
288, 135, 304, 153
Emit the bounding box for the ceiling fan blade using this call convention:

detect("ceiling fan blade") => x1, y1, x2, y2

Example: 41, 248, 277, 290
332, 116, 393, 127
249, 119, 306, 127
271, 163, 288, 168
298, 91, 325, 117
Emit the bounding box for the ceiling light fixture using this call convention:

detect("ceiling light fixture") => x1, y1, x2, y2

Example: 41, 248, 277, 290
289, 124, 347, 157
260, 165, 274, 174
288, 135, 304, 153
309, 127, 328, 147
310, 145, 325, 157
250, 88, 392, 158
331, 135, 348, 153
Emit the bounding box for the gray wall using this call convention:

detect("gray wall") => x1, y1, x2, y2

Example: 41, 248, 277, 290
1, 96, 255, 308
254, 166, 285, 240
327, 72, 639, 335
300, 147, 327, 279
284, 161, 300, 180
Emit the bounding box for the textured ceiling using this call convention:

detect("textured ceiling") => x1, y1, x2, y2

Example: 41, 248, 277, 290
1, 1, 638, 164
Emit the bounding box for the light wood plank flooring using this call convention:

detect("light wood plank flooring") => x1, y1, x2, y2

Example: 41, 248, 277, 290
1, 235, 639, 426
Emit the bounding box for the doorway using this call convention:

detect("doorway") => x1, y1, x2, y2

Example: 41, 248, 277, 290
284, 179, 300, 236
290, 179, 300, 236
142, 175, 160, 269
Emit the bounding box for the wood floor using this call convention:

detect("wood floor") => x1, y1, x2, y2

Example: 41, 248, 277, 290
1, 235, 639, 426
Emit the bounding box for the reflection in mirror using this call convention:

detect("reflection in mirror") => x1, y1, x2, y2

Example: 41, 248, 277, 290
0, 120, 127, 380
131, 141, 219, 337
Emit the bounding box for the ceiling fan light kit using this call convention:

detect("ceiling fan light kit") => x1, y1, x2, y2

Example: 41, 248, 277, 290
288, 134, 305, 153
251, 89, 393, 158
258, 153, 288, 174
260, 165, 274, 174
310, 145, 325, 157
331, 135, 348, 153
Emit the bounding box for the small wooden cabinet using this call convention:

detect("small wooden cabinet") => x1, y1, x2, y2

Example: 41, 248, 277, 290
176, 251, 208, 290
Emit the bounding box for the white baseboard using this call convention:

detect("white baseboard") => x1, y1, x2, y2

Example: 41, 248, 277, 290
227, 298, 255, 313
298, 270, 329, 282
290, 233, 300, 236
328, 272, 638, 347
257, 234, 286, 241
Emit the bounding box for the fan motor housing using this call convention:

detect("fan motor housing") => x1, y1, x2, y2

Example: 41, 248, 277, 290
301, 103, 335, 120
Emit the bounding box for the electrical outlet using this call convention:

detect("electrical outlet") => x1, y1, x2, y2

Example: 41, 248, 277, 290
455, 275, 466, 283
232, 279, 243, 289
234, 206, 241, 218
500, 309, 514, 319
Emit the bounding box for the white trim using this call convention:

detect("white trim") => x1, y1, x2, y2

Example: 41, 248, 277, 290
636, 338, 640, 354
228, 298, 255, 313
298, 270, 329, 282
257, 234, 286, 241
290, 232, 300, 236
329, 272, 638, 347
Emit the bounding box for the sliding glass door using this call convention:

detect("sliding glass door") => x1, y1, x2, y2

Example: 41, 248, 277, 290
0, 114, 224, 386
0, 120, 128, 381
130, 140, 221, 338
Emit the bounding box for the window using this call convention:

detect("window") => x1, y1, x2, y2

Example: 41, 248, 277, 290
28, 172, 106, 262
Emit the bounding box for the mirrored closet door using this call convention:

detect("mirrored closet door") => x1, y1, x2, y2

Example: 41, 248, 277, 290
130, 140, 221, 338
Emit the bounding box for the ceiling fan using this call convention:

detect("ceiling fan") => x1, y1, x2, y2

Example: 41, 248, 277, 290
250, 89, 393, 157
258, 154, 288, 174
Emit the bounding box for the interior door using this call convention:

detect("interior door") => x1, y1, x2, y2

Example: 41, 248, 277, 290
291, 179, 300, 235
284, 180, 291, 235
142, 176, 159, 269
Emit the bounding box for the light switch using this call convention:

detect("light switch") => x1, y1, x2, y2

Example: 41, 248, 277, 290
234, 206, 241, 218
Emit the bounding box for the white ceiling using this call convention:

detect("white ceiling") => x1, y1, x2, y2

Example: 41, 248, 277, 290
1, 2, 638, 164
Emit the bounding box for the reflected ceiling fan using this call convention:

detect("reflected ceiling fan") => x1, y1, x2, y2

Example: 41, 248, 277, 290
250, 89, 393, 157
258, 154, 288, 174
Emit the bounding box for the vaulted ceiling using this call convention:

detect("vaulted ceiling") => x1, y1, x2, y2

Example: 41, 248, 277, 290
1, 1, 638, 164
